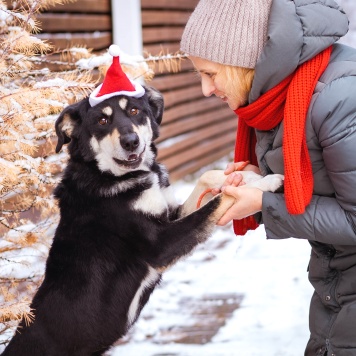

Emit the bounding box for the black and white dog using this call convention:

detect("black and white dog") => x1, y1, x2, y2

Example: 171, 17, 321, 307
2, 86, 283, 356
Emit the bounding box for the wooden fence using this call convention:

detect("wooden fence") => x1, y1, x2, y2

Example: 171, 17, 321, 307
36, 0, 112, 51
37, 0, 237, 181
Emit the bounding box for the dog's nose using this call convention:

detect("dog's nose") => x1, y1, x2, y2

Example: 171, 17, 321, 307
120, 133, 139, 152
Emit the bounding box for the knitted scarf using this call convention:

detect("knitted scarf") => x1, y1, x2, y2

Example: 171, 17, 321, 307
233, 46, 332, 236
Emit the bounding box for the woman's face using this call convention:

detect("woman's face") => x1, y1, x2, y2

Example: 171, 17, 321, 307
190, 56, 251, 110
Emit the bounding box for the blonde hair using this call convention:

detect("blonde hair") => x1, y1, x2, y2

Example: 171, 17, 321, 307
220, 65, 255, 99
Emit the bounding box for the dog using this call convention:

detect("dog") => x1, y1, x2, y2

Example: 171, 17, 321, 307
2, 86, 283, 356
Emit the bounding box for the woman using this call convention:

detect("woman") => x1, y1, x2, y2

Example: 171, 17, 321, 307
181, 0, 356, 355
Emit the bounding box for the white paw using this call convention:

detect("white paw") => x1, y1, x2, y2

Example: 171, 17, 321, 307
260, 174, 284, 192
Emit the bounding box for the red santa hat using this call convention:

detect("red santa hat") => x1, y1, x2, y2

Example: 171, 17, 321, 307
89, 44, 145, 107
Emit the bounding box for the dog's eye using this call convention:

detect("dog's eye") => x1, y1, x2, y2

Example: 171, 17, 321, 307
129, 108, 139, 116
98, 118, 108, 125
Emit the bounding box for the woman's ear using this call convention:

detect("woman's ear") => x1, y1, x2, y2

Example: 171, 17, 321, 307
144, 86, 164, 125
55, 99, 88, 153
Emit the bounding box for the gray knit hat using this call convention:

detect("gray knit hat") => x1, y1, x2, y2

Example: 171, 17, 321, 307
180, 0, 273, 68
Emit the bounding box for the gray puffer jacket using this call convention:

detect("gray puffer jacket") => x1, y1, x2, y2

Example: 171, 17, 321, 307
251, 0, 356, 355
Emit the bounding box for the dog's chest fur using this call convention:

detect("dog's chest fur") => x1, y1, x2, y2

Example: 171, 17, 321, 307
130, 166, 178, 217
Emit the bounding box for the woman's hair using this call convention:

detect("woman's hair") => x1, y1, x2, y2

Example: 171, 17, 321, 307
219, 65, 255, 99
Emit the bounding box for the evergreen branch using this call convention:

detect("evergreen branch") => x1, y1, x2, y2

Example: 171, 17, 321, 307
0, 256, 26, 265
1, 199, 37, 214
144, 52, 188, 63
0, 276, 40, 283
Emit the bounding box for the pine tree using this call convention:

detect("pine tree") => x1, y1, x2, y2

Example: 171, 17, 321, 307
0, 0, 100, 344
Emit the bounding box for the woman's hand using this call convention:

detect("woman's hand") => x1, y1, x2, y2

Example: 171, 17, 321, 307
208, 161, 263, 225
211, 161, 260, 195
224, 161, 261, 175
210, 171, 245, 195
217, 186, 263, 226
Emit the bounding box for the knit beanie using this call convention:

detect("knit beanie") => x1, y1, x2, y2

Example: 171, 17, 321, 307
180, 0, 272, 68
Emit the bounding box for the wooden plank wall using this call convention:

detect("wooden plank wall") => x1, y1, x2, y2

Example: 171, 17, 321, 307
35, 0, 236, 181
141, 0, 236, 181
37, 0, 112, 51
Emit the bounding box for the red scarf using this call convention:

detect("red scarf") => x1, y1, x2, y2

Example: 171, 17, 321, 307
233, 46, 332, 235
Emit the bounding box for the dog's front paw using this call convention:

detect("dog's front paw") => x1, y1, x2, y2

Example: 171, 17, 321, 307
263, 174, 284, 192
255, 174, 284, 192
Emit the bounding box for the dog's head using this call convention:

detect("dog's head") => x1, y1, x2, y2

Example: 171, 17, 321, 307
55, 86, 164, 176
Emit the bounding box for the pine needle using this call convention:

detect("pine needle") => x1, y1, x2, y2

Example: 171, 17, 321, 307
0, 301, 34, 326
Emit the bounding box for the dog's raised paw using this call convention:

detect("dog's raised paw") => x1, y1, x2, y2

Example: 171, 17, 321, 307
263, 174, 284, 192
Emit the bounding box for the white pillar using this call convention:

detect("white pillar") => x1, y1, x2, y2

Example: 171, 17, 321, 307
111, 0, 143, 56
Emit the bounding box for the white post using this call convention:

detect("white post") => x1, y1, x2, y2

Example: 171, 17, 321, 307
111, 0, 143, 56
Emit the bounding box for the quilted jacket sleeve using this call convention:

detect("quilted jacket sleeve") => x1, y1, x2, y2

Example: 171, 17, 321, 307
262, 74, 356, 245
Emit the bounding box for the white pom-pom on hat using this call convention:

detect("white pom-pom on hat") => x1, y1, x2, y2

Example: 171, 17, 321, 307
108, 44, 122, 57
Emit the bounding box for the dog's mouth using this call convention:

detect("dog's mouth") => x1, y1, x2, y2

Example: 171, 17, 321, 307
113, 148, 145, 169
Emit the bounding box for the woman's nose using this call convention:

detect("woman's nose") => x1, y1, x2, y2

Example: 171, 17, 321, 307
201, 77, 215, 97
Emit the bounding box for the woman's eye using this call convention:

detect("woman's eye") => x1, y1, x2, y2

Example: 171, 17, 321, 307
98, 118, 108, 125
130, 108, 139, 116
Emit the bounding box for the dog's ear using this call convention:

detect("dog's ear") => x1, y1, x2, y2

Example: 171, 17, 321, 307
55, 99, 88, 153
145, 86, 164, 125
